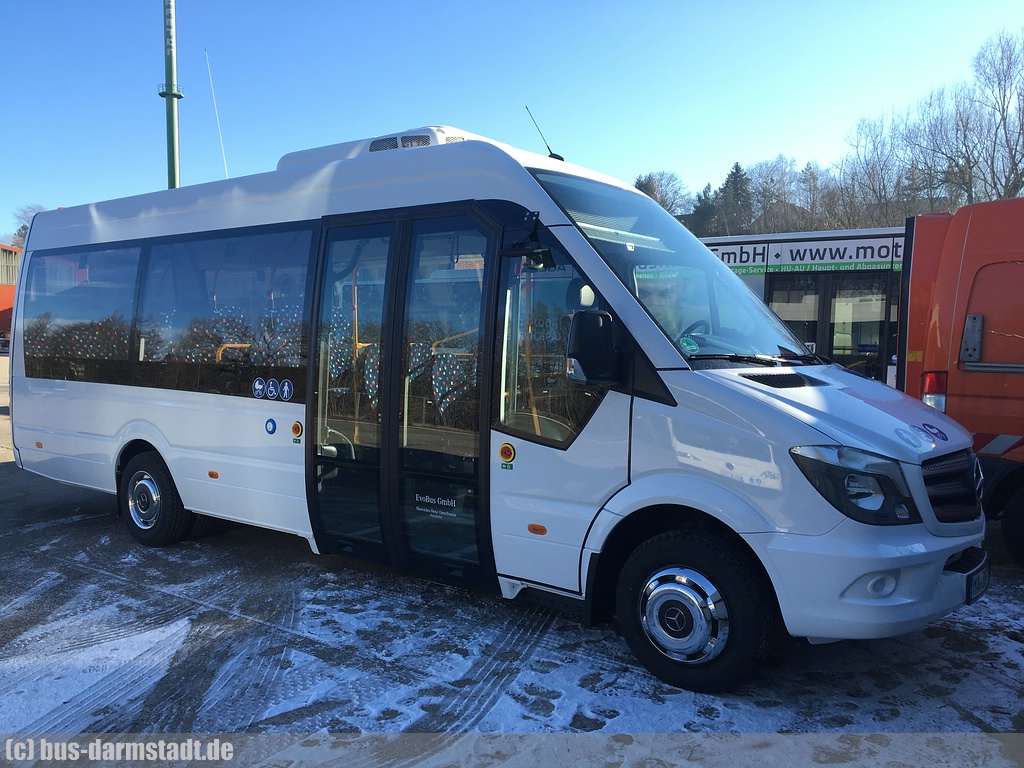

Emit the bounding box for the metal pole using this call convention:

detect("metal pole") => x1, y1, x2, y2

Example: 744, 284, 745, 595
159, 0, 183, 189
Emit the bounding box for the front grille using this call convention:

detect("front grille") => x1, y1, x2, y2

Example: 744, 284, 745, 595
922, 450, 981, 523
944, 545, 987, 574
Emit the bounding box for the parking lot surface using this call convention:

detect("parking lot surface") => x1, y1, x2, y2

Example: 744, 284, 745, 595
2, 357, 1023, 765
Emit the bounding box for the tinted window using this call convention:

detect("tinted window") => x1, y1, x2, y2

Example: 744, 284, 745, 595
22, 247, 141, 382
314, 223, 395, 546
496, 238, 607, 446
398, 216, 491, 564
136, 226, 313, 397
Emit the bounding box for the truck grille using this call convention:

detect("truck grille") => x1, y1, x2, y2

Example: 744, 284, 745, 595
922, 450, 982, 523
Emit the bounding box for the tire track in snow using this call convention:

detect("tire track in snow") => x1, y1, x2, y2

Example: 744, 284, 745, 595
3, 619, 191, 734
6, 519, 600, 737
0, 570, 72, 661
403, 603, 557, 733
17, 550, 441, 732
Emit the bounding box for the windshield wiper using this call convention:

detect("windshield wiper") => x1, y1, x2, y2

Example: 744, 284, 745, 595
778, 350, 831, 365
687, 353, 791, 367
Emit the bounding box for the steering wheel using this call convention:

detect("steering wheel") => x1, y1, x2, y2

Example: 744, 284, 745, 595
678, 320, 710, 338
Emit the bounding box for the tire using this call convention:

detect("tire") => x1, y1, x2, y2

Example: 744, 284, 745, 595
1001, 487, 1024, 567
119, 452, 193, 547
615, 531, 771, 693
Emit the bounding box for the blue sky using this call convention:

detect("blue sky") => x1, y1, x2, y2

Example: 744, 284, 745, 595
2, 0, 1021, 239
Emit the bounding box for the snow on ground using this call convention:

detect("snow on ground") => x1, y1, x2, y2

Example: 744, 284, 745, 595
1, 512, 1022, 734
0, 491, 1022, 764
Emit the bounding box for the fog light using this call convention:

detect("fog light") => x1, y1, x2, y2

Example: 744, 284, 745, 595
866, 574, 898, 597
842, 570, 901, 600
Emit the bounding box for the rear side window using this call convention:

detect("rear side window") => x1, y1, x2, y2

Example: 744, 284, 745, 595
22, 247, 141, 382
140, 229, 311, 366
136, 226, 314, 397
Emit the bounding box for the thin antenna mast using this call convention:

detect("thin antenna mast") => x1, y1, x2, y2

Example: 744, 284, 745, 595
525, 106, 564, 161
206, 49, 229, 179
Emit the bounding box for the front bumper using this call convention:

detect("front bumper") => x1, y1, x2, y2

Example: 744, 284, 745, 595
747, 519, 988, 642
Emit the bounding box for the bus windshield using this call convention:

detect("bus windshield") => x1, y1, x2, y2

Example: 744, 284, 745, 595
532, 170, 817, 367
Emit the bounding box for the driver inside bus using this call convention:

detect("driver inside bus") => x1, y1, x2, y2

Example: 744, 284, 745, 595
638, 274, 685, 339
637, 267, 708, 342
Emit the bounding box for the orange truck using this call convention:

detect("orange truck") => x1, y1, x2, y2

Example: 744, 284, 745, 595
897, 198, 1024, 564
1, 283, 14, 352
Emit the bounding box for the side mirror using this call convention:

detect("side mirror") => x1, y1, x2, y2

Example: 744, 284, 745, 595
567, 310, 621, 385
500, 245, 554, 271
500, 211, 555, 271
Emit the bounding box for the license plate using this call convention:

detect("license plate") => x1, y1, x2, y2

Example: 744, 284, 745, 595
966, 551, 990, 605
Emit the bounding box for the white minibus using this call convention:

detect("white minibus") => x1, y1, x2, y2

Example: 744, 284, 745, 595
10, 126, 989, 692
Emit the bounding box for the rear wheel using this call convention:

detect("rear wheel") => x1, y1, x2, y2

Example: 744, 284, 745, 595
615, 531, 771, 693
119, 452, 192, 547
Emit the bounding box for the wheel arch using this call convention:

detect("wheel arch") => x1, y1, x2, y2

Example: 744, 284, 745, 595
583, 502, 781, 629
984, 461, 1024, 518
115, 439, 162, 511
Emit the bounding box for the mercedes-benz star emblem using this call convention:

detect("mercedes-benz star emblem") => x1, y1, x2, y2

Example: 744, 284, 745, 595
664, 606, 689, 634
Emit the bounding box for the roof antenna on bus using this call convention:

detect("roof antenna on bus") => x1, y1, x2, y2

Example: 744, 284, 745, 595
206, 49, 229, 179
526, 106, 564, 161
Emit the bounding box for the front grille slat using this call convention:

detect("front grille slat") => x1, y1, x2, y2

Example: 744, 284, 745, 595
922, 449, 981, 523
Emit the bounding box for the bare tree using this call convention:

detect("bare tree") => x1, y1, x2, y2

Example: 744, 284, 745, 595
634, 171, 693, 215
904, 83, 988, 207
10, 204, 48, 248
674, 29, 1022, 236
749, 154, 806, 232
841, 114, 916, 226
796, 161, 845, 230
899, 29, 1023, 210
971, 29, 1024, 199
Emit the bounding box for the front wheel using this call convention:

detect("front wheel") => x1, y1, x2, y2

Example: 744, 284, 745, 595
615, 531, 771, 693
119, 452, 193, 547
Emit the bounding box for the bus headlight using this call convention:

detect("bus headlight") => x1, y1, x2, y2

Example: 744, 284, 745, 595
790, 445, 922, 525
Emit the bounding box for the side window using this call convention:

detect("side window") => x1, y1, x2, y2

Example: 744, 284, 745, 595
316, 223, 393, 455
137, 227, 312, 396
401, 216, 488, 462
496, 241, 607, 446
768, 273, 820, 352
22, 246, 141, 382
398, 215, 490, 565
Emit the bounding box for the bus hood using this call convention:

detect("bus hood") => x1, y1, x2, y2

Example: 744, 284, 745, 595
701, 364, 973, 465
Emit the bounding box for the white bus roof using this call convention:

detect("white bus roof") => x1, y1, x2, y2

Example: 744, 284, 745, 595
25, 126, 630, 252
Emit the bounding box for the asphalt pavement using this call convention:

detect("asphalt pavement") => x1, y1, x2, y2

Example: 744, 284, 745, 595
1, 354, 1023, 766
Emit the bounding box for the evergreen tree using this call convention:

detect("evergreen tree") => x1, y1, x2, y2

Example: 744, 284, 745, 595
714, 163, 754, 235
687, 184, 718, 237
